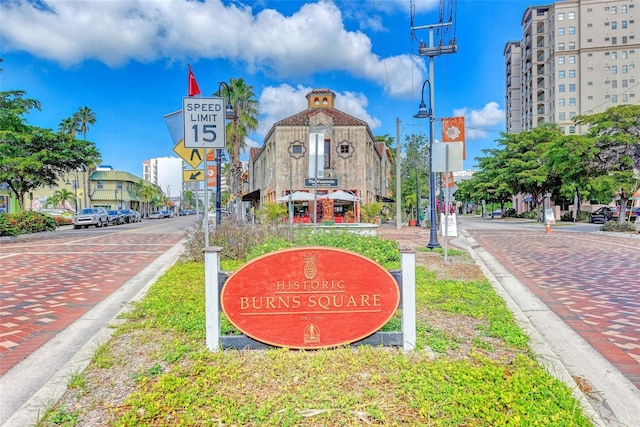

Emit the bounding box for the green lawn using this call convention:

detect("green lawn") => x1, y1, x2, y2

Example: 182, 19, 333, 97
39, 258, 593, 426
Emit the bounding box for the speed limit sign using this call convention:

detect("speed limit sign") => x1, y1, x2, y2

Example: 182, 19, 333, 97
182, 97, 226, 149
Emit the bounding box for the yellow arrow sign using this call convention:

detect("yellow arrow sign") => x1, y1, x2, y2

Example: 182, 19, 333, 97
173, 140, 206, 169
183, 169, 204, 182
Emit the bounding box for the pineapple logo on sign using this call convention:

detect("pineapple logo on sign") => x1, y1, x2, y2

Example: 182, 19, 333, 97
303, 252, 317, 279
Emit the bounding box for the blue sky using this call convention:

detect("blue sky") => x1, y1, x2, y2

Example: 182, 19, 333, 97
1, 0, 535, 176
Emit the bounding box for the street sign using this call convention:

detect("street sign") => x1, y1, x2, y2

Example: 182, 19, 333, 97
183, 169, 204, 182
173, 140, 205, 169
304, 178, 338, 187
183, 97, 226, 148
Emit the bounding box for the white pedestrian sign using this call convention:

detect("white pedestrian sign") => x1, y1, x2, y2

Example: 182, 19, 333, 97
182, 97, 226, 148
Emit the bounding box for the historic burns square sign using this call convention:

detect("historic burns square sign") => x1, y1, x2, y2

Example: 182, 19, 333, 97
220, 247, 400, 349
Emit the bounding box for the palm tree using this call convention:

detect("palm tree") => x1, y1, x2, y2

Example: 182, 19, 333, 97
215, 78, 259, 220
73, 106, 96, 140
137, 183, 156, 218
58, 117, 79, 137
51, 188, 76, 210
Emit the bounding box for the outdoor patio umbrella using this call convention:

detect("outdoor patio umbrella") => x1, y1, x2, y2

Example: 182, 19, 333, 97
275, 191, 315, 202
324, 190, 358, 201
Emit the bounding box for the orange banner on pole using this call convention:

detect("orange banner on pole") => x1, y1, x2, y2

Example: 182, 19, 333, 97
207, 165, 217, 187
441, 117, 466, 160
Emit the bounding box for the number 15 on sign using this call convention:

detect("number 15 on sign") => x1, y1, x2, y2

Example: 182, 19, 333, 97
182, 97, 226, 149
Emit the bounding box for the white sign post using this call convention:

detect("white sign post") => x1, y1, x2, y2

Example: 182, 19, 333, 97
183, 97, 226, 149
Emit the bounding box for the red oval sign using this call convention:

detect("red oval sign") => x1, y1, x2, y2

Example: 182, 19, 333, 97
221, 247, 400, 349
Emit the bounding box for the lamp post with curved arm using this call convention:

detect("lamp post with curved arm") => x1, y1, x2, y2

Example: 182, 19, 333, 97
65, 171, 79, 213
413, 79, 440, 249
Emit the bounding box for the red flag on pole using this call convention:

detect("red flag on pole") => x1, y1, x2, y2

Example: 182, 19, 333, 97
188, 65, 201, 97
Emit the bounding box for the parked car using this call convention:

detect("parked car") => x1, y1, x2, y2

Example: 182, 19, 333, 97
160, 210, 173, 218
130, 210, 142, 222
106, 209, 124, 225
589, 207, 615, 224
613, 205, 637, 222
148, 211, 163, 219
73, 207, 108, 229
118, 209, 133, 223
589, 206, 637, 223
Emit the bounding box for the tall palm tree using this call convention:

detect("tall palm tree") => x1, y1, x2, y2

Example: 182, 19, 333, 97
73, 106, 96, 140
58, 117, 79, 137
215, 78, 259, 220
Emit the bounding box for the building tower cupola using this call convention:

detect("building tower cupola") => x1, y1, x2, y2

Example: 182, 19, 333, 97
306, 88, 336, 109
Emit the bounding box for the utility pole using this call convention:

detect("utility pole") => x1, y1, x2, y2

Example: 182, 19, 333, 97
411, 14, 458, 249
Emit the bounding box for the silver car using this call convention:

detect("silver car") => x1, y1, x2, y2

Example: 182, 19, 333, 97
73, 207, 108, 229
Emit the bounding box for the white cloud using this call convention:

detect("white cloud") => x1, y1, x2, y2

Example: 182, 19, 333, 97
0, 0, 425, 97
453, 102, 504, 139
369, 0, 439, 14
257, 84, 380, 141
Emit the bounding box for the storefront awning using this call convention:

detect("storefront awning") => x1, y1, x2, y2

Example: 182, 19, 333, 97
242, 189, 260, 202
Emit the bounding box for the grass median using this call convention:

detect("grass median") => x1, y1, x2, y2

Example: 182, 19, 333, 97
39, 235, 594, 426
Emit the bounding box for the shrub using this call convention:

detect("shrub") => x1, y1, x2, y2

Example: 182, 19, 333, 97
182, 220, 401, 268
248, 229, 400, 268
181, 219, 294, 263
576, 210, 590, 222
360, 202, 383, 223
0, 211, 57, 236
0, 214, 18, 236
503, 207, 517, 218
600, 220, 637, 233
560, 211, 573, 221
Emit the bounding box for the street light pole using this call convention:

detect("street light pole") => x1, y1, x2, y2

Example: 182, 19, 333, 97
412, 21, 456, 248
413, 79, 440, 248
415, 168, 420, 227
65, 171, 79, 213
217, 82, 236, 227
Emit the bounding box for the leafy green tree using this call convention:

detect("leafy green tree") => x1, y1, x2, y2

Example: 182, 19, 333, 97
73, 106, 96, 140
401, 134, 428, 219
543, 134, 598, 211
183, 189, 195, 209
475, 148, 514, 214
575, 104, 640, 221
492, 125, 563, 218
215, 78, 259, 219
0, 90, 101, 211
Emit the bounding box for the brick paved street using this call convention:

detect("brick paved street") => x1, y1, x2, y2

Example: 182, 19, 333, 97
466, 228, 640, 389
0, 231, 183, 375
